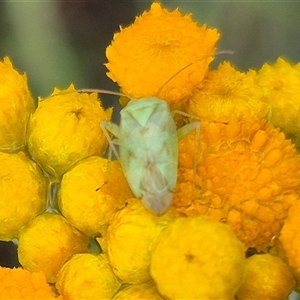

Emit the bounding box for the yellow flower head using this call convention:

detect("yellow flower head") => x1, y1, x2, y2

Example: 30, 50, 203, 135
112, 282, 164, 299
279, 201, 300, 284
0, 267, 59, 299
150, 216, 246, 299
107, 198, 174, 284
58, 156, 133, 237
188, 62, 269, 123
56, 253, 120, 300
106, 2, 220, 105
173, 120, 300, 250
236, 254, 295, 300
0, 57, 35, 151
0, 151, 48, 241
18, 212, 89, 283
257, 57, 300, 148
27, 84, 112, 178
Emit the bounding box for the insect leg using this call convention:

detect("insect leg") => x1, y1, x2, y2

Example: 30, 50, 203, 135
100, 121, 121, 161
96, 122, 122, 191
175, 112, 201, 203
176, 121, 200, 141
172, 109, 200, 147
177, 121, 200, 190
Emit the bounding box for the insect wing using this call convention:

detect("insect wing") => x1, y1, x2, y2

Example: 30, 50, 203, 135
140, 163, 174, 216
119, 98, 178, 200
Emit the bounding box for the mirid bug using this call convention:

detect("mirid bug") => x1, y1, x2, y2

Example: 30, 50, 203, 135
81, 51, 233, 216
100, 97, 199, 216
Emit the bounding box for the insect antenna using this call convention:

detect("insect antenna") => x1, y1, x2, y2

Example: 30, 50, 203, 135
156, 50, 234, 97
157, 50, 233, 205
77, 89, 127, 98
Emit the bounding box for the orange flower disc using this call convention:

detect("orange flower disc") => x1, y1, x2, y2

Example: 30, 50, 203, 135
0, 267, 59, 299
173, 120, 300, 250
106, 2, 219, 105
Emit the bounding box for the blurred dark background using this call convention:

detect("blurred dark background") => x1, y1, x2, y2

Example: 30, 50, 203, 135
1, 2, 300, 298
1, 1, 300, 104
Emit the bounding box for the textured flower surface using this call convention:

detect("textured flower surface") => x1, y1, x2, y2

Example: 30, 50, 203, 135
106, 2, 219, 106
113, 282, 164, 299
56, 253, 120, 300
174, 120, 300, 250
279, 201, 300, 284
188, 62, 269, 123
27, 84, 112, 178
18, 212, 89, 283
0, 267, 60, 299
107, 198, 174, 284
150, 215, 246, 299
0, 57, 35, 151
0, 151, 48, 241
258, 58, 300, 148
236, 254, 295, 300
58, 155, 133, 237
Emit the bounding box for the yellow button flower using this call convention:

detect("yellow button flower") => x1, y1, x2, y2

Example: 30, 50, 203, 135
107, 198, 174, 284
0, 57, 35, 151
113, 282, 163, 299
236, 254, 295, 300
188, 62, 269, 123
279, 201, 300, 284
58, 156, 133, 237
56, 253, 120, 300
106, 2, 219, 106
258, 57, 300, 148
0, 267, 60, 299
174, 120, 300, 250
150, 215, 246, 299
27, 84, 112, 178
0, 151, 48, 241
18, 212, 89, 283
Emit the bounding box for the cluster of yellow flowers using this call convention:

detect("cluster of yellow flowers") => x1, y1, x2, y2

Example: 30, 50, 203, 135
1, 2, 300, 299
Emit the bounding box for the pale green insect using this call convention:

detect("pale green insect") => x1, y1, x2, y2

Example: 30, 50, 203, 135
102, 96, 199, 216
81, 51, 233, 216
75, 88, 199, 216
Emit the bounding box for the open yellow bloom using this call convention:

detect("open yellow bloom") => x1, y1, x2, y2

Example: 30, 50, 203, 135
188, 62, 269, 123
258, 57, 300, 148
150, 216, 246, 299
0, 57, 35, 151
27, 84, 112, 178
174, 120, 300, 250
56, 253, 120, 300
18, 212, 89, 283
0, 151, 48, 241
236, 254, 295, 300
106, 2, 219, 106
58, 156, 133, 237
0, 267, 60, 299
